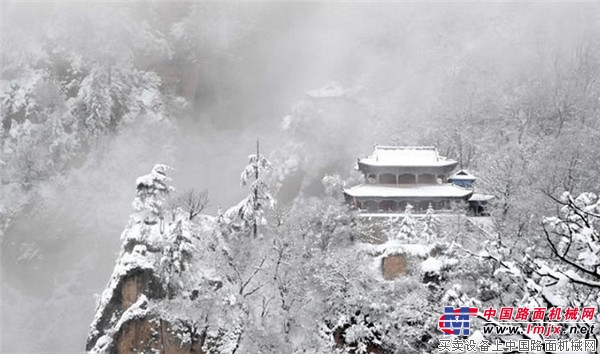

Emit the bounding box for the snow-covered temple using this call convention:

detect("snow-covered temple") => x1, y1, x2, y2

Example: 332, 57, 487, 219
344, 146, 476, 213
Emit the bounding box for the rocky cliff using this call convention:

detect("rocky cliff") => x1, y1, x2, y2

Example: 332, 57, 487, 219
86, 165, 243, 354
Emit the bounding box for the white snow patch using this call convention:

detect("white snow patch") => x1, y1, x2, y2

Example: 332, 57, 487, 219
359, 145, 457, 167
421, 257, 459, 274
361, 239, 434, 258
421, 257, 442, 273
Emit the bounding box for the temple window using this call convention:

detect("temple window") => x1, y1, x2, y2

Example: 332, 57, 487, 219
362, 201, 378, 211
397, 174, 416, 184
417, 174, 436, 184
398, 201, 408, 211
379, 173, 396, 184
380, 200, 397, 211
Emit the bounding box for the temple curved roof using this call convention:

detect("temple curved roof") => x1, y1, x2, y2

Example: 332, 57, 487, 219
449, 170, 477, 181
358, 145, 458, 168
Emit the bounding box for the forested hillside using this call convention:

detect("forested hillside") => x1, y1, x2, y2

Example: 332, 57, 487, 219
1, 2, 599, 353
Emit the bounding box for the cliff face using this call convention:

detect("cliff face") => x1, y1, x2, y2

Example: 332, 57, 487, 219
86, 166, 242, 354
115, 315, 206, 354
85, 219, 211, 354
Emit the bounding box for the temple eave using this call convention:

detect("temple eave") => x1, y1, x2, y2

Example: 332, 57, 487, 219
344, 184, 473, 199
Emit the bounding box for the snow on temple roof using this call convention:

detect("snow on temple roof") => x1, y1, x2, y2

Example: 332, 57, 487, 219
344, 184, 473, 198
449, 170, 477, 181
305, 82, 346, 98
468, 193, 494, 202
359, 145, 457, 167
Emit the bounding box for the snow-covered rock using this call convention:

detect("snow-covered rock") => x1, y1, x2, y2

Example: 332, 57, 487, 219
86, 166, 242, 354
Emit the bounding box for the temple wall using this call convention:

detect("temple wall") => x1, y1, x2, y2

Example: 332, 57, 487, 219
357, 162, 457, 177
354, 197, 467, 212
364, 172, 448, 185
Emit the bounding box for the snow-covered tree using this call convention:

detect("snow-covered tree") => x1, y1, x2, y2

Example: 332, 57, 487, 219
226, 141, 276, 237
421, 203, 439, 242
132, 164, 173, 225
447, 191, 600, 347
540, 191, 600, 300
322, 174, 345, 199
171, 188, 209, 221
396, 203, 417, 240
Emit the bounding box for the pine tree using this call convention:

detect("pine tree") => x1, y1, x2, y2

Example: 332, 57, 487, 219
396, 204, 417, 240
132, 164, 173, 225
421, 203, 439, 242
227, 140, 276, 237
